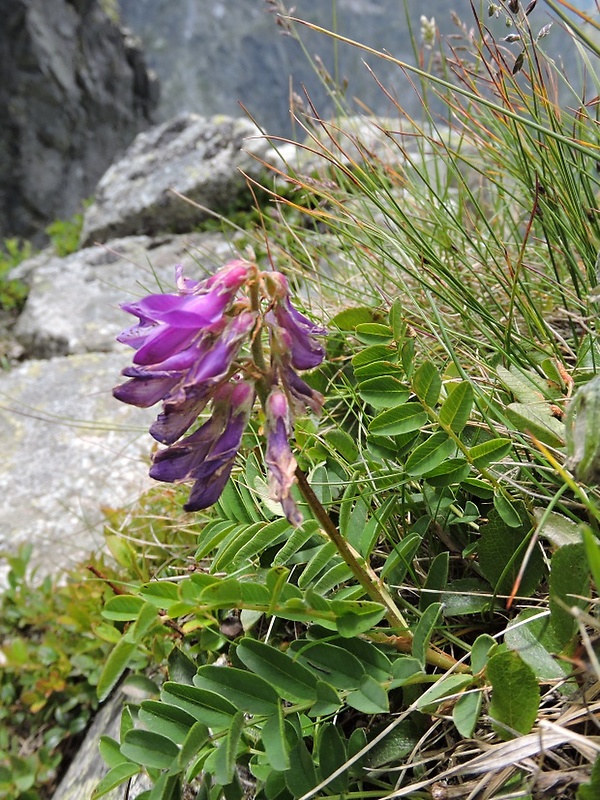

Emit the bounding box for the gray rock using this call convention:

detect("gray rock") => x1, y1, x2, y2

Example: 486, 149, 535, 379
0, 351, 156, 580
13, 231, 239, 359
52, 689, 151, 800
81, 114, 285, 245
0, 0, 158, 243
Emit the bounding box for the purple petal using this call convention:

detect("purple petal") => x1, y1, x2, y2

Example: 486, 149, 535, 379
113, 375, 180, 407
150, 416, 221, 482
133, 324, 198, 366
150, 384, 212, 444
282, 365, 325, 416
183, 462, 235, 511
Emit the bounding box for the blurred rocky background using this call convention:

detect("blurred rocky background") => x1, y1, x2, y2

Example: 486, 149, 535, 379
1, 0, 594, 244
0, 0, 159, 244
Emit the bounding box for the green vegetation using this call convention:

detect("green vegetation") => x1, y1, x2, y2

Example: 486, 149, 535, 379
0, 239, 31, 311
45, 211, 85, 258
3, 1, 600, 799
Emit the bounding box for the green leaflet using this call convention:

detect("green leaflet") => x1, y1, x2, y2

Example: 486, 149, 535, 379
487, 650, 540, 739
236, 638, 318, 702
194, 666, 280, 715
120, 730, 179, 769
369, 402, 428, 435
412, 361, 442, 406
161, 683, 237, 730
138, 701, 197, 746
405, 431, 455, 476
549, 543, 590, 648
439, 381, 473, 434
358, 375, 410, 408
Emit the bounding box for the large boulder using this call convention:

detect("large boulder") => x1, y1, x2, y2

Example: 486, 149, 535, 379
0, 351, 154, 580
80, 113, 291, 245
1, 230, 239, 579
13, 231, 239, 358
0, 0, 158, 243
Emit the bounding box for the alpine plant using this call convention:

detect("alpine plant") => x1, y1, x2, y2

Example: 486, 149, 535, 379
113, 259, 326, 525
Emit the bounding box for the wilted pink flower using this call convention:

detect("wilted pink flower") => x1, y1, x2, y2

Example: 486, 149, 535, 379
265, 389, 302, 527
266, 273, 327, 371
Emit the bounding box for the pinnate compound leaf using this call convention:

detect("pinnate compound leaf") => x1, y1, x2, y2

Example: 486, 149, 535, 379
92, 763, 141, 798
236, 638, 318, 702
469, 438, 513, 470
405, 432, 455, 476
369, 402, 427, 436
120, 729, 179, 769
439, 381, 473, 433
413, 361, 442, 406
194, 666, 280, 715
487, 650, 540, 739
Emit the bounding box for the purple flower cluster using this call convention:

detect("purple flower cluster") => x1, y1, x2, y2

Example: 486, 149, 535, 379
114, 259, 326, 522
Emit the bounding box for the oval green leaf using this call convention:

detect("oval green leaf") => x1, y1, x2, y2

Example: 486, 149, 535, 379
487, 650, 540, 739
358, 376, 410, 409
439, 381, 473, 434
405, 432, 455, 476
369, 403, 427, 436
